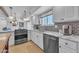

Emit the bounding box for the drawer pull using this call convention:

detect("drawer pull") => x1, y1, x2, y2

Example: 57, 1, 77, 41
65, 43, 68, 45
59, 46, 61, 48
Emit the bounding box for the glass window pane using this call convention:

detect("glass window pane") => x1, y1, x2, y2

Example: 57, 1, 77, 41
44, 16, 48, 25
41, 16, 48, 26
40, 15, 54, 26
47, 15, 54, 25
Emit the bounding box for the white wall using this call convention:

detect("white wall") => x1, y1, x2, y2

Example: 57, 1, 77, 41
0, 9, 8, 31
0, 20, 7, 31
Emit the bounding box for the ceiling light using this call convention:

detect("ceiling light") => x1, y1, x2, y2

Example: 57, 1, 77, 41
9, 7, 14, 20
24, 18, 29, 21
9, 16, 14, 20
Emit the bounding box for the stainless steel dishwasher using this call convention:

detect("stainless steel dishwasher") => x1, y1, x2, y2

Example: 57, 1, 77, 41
43, 34, 59, 53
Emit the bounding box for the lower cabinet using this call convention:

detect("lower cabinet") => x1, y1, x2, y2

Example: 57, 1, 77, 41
77, 43, 79, 53
31, 30, 43, 49
59, 38, 78, 53
0, 32, 14, 46
31, 31, 36, 43
59, 43, 77, 53
9, 32, 15, 46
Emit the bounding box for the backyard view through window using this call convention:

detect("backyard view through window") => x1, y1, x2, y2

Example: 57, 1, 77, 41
41, 15, 54, 26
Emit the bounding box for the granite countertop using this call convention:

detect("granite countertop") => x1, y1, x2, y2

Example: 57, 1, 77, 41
0, 30, 14, 33
43, 31, 79, 42
0, 33, 11, 53
32, 29, 79, 42
34, 29, 44, 33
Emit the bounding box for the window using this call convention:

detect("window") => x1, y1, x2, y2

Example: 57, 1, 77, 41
47, 15, 54, 25
40, 15, 54, 26
42, 16, 48, 25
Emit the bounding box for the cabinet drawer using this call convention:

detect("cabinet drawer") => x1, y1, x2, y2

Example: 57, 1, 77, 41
77, 43, 79, 53
59, 38, 77, 50
59, 43, 77, 53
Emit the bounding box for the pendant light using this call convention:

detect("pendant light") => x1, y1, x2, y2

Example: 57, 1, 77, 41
9, 7, 14, 20
23, 9, 29, 21
9, 7, 17, 26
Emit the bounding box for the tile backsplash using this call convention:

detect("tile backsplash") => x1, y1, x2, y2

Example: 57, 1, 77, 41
34, 21, 79, 35
34, 25, 59, 32
39, 26, 59, 32
56, 21, 79, 35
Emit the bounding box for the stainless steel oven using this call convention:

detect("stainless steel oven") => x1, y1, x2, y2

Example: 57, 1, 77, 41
15, 29, 28, 45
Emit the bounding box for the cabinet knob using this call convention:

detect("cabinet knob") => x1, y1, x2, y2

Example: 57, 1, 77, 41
65, 43, 68, 45
61, 18, 64, 20
59, 46, 61, 48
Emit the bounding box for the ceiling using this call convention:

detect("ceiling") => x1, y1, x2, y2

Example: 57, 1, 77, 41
3, 6, 40, 19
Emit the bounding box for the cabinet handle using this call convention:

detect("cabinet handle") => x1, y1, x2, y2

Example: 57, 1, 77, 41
37, 35, 38, 38
65, 43, 68, 45
61, 18, 64, 20
59, 46, 61, 48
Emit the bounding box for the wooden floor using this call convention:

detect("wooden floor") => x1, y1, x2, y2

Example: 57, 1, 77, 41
9, 41, 44, 53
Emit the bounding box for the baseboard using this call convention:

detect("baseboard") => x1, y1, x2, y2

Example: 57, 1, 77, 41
28, 39, 32, 42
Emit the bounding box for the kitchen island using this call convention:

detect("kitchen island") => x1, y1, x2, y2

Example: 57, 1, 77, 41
0, 30, 15, 46
0, 33, 11, 53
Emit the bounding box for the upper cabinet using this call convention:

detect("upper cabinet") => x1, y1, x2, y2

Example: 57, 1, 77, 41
31, 15, 40, 25
53, 6, 79, 23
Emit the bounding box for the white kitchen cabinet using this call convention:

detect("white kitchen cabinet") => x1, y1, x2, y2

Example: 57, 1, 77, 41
77, 43, 79, 53
36, 31, 43, 49
31, 30, 38, 45
33, 31, 38, 44
9, 32, 14, 46
31, 31, 35, 42
53, 6, 78, 23
27, 30, 31, 40
0, 32, 14, 46
31, 30, 43, 49
59, 38, 77, 53
31, 15, 40, 25
59, 43, 77, 53
26, 21, 33, 30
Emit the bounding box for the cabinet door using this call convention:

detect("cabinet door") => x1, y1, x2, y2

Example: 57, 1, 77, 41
77, 6, 79, 18
54, 6, 74, 22
31, 31, 43, 49
9, 32, 14, 46
64, 7, 74, 18
32, 15, 39, 25
31, 31, 36, 43
53, 6, 64, 21
77, 43, 79, 53
26, 21, 33, 30
59, 38, 77, 53
32, 16, 35, 25
37, 33, 43, 49
34, 32, 41, 47
31, 31, 34, 41
31, 31, 38, 45
35, 15, 40, 25
59, 43, 77, 53
59, 38, 77, 50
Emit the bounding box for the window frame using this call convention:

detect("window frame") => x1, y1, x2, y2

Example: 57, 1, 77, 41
40, 14, 54, 26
